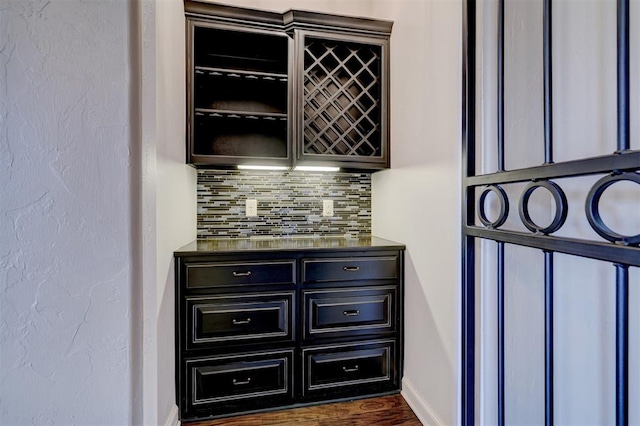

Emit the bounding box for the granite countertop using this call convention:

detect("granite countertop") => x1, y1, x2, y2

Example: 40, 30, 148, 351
174, 235, 405, 255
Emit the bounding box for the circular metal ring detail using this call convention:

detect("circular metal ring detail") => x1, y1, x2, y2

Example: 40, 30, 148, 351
478, 185, 509, 229
585, 172, 640, 246
518, 180, 568, 234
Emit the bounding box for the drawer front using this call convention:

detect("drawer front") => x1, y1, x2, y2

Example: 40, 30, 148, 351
302, 256, 398, 284
303, 287, 396, 341
302, 340, 396, 397
185, 350, 294, 412
186, 292, 294, 349
186, 260, 295, 289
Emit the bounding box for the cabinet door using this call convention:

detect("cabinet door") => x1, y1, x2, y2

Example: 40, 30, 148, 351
295, 30, 390, 170
181, 349, 294, 420
301, 255, 398, 284
186, 291, 295, 349
301, 340, 398, 400
185, 259, 296, 290
187, 20, 294, 168
302, 286, 397, 342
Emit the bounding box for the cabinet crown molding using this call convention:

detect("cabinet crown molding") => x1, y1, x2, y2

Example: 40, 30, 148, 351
184, 0, 393, 36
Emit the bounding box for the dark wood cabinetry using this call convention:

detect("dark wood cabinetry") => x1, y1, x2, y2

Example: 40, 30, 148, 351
297, 31, 389, 169
302, 286, 397, 341
184, 1, 392, 171
301, 339, 397, 400
187, 21, 293, 167
184, 349, 295, 417
186, 291, 294, 348
175, 238, 404, 422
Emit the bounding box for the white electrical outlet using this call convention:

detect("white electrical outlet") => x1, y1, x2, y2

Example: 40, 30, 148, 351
322, 199, 334, 217
246, 199, 257, 217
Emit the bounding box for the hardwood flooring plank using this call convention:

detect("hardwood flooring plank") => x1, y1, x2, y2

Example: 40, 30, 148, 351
188, 411, 321, 426
185, 395, 421, 426
318, 411, 422, 426
318, 396, 421, 426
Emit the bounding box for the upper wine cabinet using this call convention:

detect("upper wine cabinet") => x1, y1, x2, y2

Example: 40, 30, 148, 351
298, 33, 387, 168
187, 22, 292, 167
184, 1, 393, 171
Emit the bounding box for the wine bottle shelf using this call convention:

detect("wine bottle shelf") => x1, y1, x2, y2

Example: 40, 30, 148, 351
195, 66, 288, 82
195, 108, 287, 121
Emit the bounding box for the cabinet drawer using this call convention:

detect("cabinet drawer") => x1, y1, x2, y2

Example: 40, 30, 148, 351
302, 340, 396, 397
186, 292, 294, 349
302, 256, 398, 284
302, 287, 396, 341
186, 260, 295, 289
186, 350, 294, 411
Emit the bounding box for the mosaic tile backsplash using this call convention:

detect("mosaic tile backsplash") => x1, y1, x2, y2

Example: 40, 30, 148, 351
197, 170, 371, 238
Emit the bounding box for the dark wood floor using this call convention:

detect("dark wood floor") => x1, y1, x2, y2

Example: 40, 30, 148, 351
186, 394, 422, 426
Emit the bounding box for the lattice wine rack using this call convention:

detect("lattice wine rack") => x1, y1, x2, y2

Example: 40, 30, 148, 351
303, 38, 383, 158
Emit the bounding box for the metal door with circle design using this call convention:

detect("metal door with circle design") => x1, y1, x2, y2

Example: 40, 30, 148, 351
462, 0, 640, 424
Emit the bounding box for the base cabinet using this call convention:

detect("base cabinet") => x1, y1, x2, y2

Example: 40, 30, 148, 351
175, 244, 404, 422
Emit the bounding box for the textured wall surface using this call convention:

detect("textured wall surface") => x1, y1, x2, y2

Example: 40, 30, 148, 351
198, 170, 371, 238
0, 1, 136, 424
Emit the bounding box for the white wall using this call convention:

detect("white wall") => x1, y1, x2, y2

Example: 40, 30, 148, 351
371, 1, 462, 425
0, 1, 140, 424
155, 0, 198, 424
141, 0, 198, 425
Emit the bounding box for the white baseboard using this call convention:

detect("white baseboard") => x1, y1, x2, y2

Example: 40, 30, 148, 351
401, 377, 445, 426
163, 405, 180, 426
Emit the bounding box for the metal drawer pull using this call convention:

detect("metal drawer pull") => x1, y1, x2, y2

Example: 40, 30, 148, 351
232, 377, 251, 386
342, 365, 359, 373
343, 310, 360, 317
343, 266, 360, 272
232, 271, 252, 277
232, 318, 252, 325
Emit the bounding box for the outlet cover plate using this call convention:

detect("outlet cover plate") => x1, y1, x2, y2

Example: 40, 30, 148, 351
323, 199, 334, 217
246, 199, 257, 217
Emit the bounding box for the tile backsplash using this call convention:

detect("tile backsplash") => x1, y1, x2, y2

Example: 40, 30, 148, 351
197, 170, 371, 239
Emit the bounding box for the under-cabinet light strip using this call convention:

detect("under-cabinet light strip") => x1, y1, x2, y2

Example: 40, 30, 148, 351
236, 165, 341, 172
237, 165, 289, 171
293, 166, 340, 172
